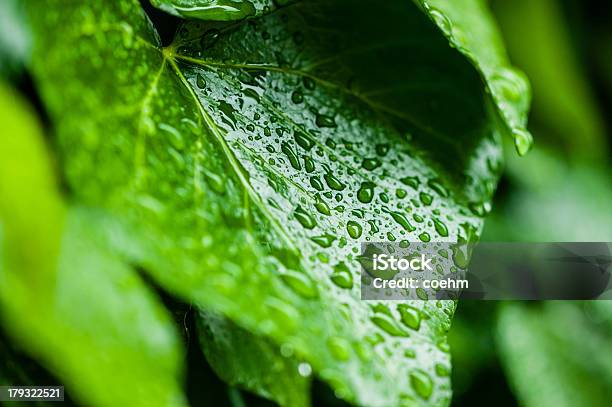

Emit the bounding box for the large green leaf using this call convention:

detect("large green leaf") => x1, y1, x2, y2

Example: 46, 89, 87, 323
27, 0, 512, 404
0, 83, 186, 407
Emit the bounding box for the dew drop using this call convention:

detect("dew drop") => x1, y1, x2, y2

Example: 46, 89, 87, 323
410, 369, 433, 400
310, 176, 324, 191
513, 128, 533, 156
397, 304, 421, 330
427, 179, 449, 197
281, 141, 301, 170
362, 157, 381, 171
304, 155, 315, 173
429, 8, 453, 37
203, 170, 226, 194
346, 220, 362, 239
315, 113, 336, 128
433, 218, 449, 237
418, 232, 431, 242
280, 269, 318, 299
330, 262, 353, 289
389, 211, 416, 232
291, 89, 304, 104
310, 234, 336, 248
314, 195, 331, 216
327, 337, 351, 361
324, 172, 346, 191
294, 131, 314, 151
357, 182, 375, 204
375, 143, 390, 156
196, 74, 206, 89
371, 313, 409, 337
419, 192, 433, 206
294, 205, 316, 229
400, 176, 420, 189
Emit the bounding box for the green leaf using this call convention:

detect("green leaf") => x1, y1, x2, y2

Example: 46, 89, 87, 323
27, 0, 511, 404
0, 83, 187, 407
149, 0, 294, 21
198, 312, 310, 407
416, 0, 533, 155
497, 303, 612, 407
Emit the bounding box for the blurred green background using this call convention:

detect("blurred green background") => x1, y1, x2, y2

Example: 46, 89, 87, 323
1, 0, 611, 405
452, 0, 612, 406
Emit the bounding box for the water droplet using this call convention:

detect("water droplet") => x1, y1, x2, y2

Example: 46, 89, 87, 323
396, 189, 407, 199
291, 89, 304, 104
418, 232, 431, 242
346, 221, 362, 239
159, 123, 184, 150
512, 128, 533, 156
469, 201, 492, 217
303, 77, 315, 90
429, 8, 452, 37
371, 313, 410, 337
419, 192, 433, 206
281, 141, 301, 170
397, 305, 421, 330
362, 157, 381, 171
331, 262, 353, 289
311, 234, 336, 248
314, 195, 331, 215
435, 363, 450, 377
416, 287, 428, 299
294, 131, 314, 151
203, 170, 226, 194
294, 205, 316, 229
327, 337, 351, 361
310, 176, 324, 191
389, 211, 416, 232
379, 192, 389, 203
304, 156, 315, 173
490, 66, 528, 103
375, 143, 390, 156
280, 269, 318, 299
433, 218, 448, 237
315, 113, 336, 128
324, 172, 346, 191
196, 74, 206, 89
427, 179, 449, 197
400, 176, 420, 189
413, 214, 424, 223
410, 369, 433, 400
357, 182, 375, 203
